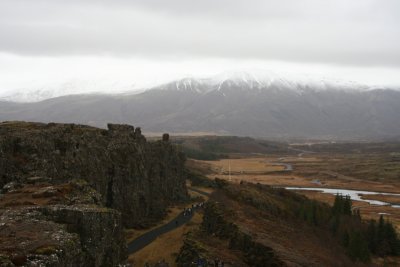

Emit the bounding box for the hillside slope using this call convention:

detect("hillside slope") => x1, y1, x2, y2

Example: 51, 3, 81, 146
177, 182, 363, 266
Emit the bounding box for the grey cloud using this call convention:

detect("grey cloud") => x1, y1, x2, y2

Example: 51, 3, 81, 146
0, 0, 399, 67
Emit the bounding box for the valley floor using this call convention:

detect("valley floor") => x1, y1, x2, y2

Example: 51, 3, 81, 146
189, 153, 400, 230
187, 152, 400, 265
125, 150, 400, 266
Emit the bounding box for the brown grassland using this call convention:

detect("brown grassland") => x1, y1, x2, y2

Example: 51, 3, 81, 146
188, 151, 400, 231
127, 139, 400, 266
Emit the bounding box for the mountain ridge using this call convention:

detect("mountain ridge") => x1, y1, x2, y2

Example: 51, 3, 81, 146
156, 70, 378, 95
1, 70, 397, 103
0, 71, 399, 140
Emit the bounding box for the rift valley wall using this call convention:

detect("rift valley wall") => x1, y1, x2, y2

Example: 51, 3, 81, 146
0, 121, 188, 227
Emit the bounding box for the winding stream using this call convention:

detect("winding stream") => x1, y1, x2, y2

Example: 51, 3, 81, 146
285, 187, 400, 208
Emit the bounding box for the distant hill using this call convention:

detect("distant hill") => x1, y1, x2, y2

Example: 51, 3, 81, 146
173, 136, 290, 160
1, 71, 400, 140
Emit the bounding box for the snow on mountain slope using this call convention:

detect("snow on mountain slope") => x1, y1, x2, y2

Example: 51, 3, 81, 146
0, 80, 139, 103
156, 70, 372, 95
0, 69, 385, 102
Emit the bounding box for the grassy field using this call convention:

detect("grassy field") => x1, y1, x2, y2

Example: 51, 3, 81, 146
290, 153, 400, 183
200, 158, 285, 174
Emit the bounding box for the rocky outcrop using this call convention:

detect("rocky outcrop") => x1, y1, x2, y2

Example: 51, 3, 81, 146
40, 205, 125, 266
0, 179, 126, 267
0, 205, 125, 267
0, 121, 188, 266
0, 121, 188, 227
0, 207, 85, 267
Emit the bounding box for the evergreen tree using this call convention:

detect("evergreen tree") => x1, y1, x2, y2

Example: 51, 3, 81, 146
343, 195, 352, 216
384, 220, 399, 255
330, 215, 340, 234
366, 220, 377, 253
332, 194, 342, 216
332, 194, 352, 216
374, 215, 400, 256
347, 230, 370, 262
342, 231, 350, 247
376, 215, 389, 256
353, 209, 361, 221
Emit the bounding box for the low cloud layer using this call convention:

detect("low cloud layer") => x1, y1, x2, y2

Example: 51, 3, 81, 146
1, 0, 399, 66
0, 0, 399, 96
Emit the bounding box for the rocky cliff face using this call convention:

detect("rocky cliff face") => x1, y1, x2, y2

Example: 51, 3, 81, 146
0, 121, 188, 227
0, 121, 188, 266
40, 204, 125, 266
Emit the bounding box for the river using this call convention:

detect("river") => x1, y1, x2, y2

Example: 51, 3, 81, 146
285, 187, 400, 208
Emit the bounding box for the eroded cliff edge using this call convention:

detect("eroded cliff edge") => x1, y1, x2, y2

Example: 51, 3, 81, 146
0, 121, 188, 266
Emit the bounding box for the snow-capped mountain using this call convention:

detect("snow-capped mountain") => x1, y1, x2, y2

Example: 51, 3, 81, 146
0, 70, 386, 103
0, 70, 399, 140
156, 70, 372, 96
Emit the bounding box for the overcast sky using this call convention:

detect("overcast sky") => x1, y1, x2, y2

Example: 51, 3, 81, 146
0, 0, 399, 98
